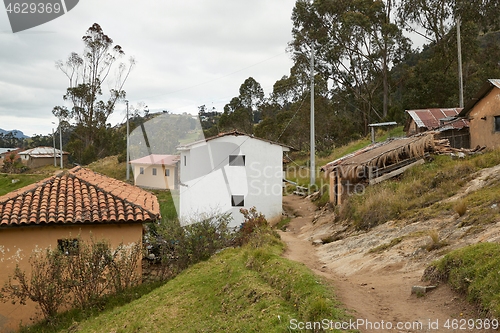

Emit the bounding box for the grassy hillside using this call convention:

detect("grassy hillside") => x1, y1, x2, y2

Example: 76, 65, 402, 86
28, 237, 355, 333
0, 173, 47, 196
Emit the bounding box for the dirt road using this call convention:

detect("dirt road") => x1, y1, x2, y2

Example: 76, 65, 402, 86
278, 195, 496, 333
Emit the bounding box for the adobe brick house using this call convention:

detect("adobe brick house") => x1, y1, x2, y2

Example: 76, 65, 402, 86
458, 79, 500, 149
0, 167, 160, 331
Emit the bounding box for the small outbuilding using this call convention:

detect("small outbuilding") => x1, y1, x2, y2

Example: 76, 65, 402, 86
17, 146, 69, 168
405, 108, 469, 148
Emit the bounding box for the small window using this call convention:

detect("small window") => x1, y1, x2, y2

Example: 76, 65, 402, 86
184, 155, 187, 166
140, 167, 144, 175
495, 116, 500, 132
165, 169, 170, 177
58, 238, 79, 255
152, 168, 157, 176
231, 195, 244, 207
229, 155, 245, 166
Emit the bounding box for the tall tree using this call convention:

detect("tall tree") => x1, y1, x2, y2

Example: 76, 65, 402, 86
53, 23, 135, 164
290, 0, 409, 125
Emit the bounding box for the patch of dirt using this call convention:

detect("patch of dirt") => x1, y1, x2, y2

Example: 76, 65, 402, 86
279, 192, 500, 333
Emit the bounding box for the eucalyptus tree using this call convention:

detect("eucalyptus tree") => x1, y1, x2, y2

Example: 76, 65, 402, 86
290, 0, 410, 126
53, 23, 135, 164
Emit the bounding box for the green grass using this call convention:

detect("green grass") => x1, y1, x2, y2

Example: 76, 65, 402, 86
41, 240, 354, 333
152, 189, 178, 220
0, 173, 46, 196
424, 242, 500, 317
86, 156, 127, 181
338, 149, 500, 230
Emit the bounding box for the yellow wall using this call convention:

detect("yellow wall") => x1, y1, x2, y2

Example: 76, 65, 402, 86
468, 87, 500, 148
133, 164, 177, 190
0, 223, 142, 332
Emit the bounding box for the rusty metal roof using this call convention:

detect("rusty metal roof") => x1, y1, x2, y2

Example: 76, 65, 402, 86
406, 108, 467, 130
0, 166, 160, 227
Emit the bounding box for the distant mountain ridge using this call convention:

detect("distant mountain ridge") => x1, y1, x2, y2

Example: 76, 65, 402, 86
0, 128, 28, 139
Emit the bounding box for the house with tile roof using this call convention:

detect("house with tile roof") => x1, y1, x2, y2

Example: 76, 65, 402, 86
405, 108, 469, 148
130, 154, 179, 190
177, 130, 292, 227
0, 166, 160, 331
458, 79, 500, 149
18, 146, 69, 168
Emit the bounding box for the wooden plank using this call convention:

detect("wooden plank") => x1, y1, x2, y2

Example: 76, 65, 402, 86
369, 159, 425, 185
337, 172, 343, 206
329, 171, 336, 205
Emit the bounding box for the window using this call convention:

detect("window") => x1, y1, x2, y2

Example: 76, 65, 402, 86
495, 116, 500, 132
140, 167, 144, 175
165, 169, 170, 177
231, 195, 244, 207
152, 168, 157, 176
58, 238, 79, 255
229, 155, 245, 166
184, 155, 187, 166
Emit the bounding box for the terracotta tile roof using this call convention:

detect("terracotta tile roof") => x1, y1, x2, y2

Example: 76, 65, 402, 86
0, 166, 161, 227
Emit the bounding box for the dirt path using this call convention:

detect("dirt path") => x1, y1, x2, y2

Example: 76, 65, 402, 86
278, 195, 496, 333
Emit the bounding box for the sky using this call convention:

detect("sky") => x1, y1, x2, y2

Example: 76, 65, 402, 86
0, 0, 296, 137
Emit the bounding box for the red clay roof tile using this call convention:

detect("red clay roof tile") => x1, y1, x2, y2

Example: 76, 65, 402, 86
0, 166, 161, 227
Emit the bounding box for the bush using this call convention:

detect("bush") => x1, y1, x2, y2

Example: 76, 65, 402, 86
0, 238, 142, 320
147, 212, 233, 279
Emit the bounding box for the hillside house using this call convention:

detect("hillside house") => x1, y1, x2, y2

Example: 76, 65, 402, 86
405, 108, 469, 148
458, 79, 500, 149
130, 154, 179, 190
0, 166, 160, 331
18, 146, 69, 168
177, 130, 291, 227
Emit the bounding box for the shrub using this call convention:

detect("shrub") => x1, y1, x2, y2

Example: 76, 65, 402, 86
454, 200, 467, 217
0, 249, 67, 320
0, 238, 142, 320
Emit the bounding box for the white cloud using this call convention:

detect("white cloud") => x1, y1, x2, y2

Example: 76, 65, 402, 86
0, 0, 295, 135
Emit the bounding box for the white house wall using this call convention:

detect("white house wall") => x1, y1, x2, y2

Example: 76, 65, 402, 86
179, 135, 285, 227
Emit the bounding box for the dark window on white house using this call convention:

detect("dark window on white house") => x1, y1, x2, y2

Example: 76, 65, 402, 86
152, 168, 157, 176
184, 155, 187, 166
140, 167, 144, 175
495, 116, 500, 132
231, 195, 244, 207
165, 169, 170, 177
229, 155, 245, 166
58, 238, 79, 255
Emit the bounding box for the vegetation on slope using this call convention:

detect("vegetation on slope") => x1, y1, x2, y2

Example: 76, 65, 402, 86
53, 241, 354, 333
337, 148, 500, 230
424, 242, 500, 318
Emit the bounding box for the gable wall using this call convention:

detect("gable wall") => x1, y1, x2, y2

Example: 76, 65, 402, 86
469, 87, 500, 148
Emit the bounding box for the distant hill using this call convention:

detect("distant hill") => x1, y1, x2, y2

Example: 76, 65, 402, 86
0, 128, 28, 139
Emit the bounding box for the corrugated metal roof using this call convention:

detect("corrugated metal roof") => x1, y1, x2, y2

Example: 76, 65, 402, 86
0, 148, 18, 155
406, 108, 467, 130
130, 154, 179, 166
18, 146, 68, 156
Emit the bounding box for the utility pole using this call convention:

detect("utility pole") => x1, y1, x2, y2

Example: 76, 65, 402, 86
59, 119, 63, 169
126, 101, 130, 181
457, 15, 464, 108
310, 45, 315, 186
52, 125, 56, 167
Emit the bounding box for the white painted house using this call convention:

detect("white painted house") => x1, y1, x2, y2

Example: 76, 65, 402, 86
130, 154, 179, 190
177, 131, 291, 227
